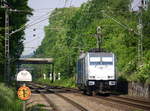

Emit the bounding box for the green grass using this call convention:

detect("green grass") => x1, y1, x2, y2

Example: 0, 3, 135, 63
0, 83, 22, 111
36, 76, 76, 88
28, 104, 48, 111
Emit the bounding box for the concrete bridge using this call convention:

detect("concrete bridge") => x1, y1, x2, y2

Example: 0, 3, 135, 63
17, 58, 54, 64
16, 58, 54, 82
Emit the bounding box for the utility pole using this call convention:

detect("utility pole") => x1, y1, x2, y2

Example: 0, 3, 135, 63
1, 0, 10, 83
4, 7, 10, 83
96, 26, 102, 51
1, 0, 33, 83
137, 0, 144, 63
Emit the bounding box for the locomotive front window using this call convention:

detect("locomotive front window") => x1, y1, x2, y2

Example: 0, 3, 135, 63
102, 62, 113, 65
90, 62, 113, 65
90, 62, 101, 65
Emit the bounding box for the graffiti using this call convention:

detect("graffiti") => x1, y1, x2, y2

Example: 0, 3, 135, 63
128, 82, 150, 98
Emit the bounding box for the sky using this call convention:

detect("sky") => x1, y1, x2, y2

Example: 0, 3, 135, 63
131, 0, 142, 11
22, 0, 88, 56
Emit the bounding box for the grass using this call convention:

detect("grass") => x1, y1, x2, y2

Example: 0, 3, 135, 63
36, 76, 76, 88
28, 104, 48, 111
0, 83, 22, 111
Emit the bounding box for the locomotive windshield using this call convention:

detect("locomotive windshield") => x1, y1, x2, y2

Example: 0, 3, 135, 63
89, 56, 113, 65
90, 61, 113, 65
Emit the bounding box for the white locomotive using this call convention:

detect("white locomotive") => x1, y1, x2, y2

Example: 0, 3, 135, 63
77, 50, 116, 95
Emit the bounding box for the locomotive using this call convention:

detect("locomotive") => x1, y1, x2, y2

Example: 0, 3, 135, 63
76, 49, 116, 95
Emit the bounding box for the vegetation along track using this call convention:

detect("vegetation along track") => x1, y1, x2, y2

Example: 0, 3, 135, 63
96, 95, 150, 111
28, 82, 88, 111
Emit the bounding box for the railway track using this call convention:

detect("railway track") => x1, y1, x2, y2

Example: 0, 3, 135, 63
114, 95, 150, 105
96, 95, 150, 111
28, 83, 88, 111
28, 82, 150, 111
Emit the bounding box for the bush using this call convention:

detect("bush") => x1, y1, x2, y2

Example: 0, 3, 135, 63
0, 83, 21, 111
122, 60, 137, 75
37, 76, 76, 88
128, 63, 150, 84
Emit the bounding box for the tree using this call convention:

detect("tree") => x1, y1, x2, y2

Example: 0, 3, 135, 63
0, 0, 32, 79
34, 0, 150, 83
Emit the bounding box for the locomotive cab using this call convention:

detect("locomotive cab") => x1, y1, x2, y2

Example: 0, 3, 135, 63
77, 50, 116, 95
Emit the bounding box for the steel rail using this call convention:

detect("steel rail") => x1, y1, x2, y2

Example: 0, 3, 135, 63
96, 95, 150, 111
29, 83, 88, 111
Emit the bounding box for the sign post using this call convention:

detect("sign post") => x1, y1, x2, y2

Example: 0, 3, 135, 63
16, 69, 32, 111
17, 84, 31, 111
23, 101, 26, 111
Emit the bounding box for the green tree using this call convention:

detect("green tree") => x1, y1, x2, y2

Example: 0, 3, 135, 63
35, 0, 150, 83
0, 0, 32, 80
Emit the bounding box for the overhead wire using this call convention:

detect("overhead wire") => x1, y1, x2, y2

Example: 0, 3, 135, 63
11, 9, 136, 35
70, 0, 73, 7
19, 1, 139, 42
32, 8, 56, 11
26, 9, 52, 26
64, 0, 68, 7
102, 11, 139, 35
22, 0, 70, 54
27, 0, 72, 48
23, 1, 143, 55
11, 11, 61, 35
24, 47, 37, 49
22, 11, 138, 34
23, 35, 43, 44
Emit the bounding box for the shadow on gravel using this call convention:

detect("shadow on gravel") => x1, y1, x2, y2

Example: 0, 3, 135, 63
97, 93, 110, 97
27, 104, 50, 111
31, 88, 78, 94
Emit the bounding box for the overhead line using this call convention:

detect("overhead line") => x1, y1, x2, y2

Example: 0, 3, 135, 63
27, 17, 49, 28
24, 38, 40, 44
27, 12, 50, 25
70, 0, 73, 7
102, 11, 139, 35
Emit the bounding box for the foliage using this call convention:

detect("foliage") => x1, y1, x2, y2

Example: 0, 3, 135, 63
34, 7, 78, 77
37, 77, 76, 88
0, 83, 21, 111
34, 0, 150, 84
129, 62, 150, 83
0, 0, 32, 79
0, 34, 4, 64
28, 104, 48, 111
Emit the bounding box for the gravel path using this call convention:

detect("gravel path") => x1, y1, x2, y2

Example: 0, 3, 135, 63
27, 91, 134, 111
27, 93, 53, 110
45, 94, 81, 111
60, 93, 125, 111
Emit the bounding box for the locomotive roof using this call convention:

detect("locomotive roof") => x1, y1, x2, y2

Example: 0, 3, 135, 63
78, 48, 114, 59
79, 52, 113, 59
89, 52, 113, 57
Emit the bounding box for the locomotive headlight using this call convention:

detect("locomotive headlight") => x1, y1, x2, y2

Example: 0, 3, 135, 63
109, 81, 116, 85
88, 81, 95, 86
108, 76, 114, 79
89, 76, 95, 79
